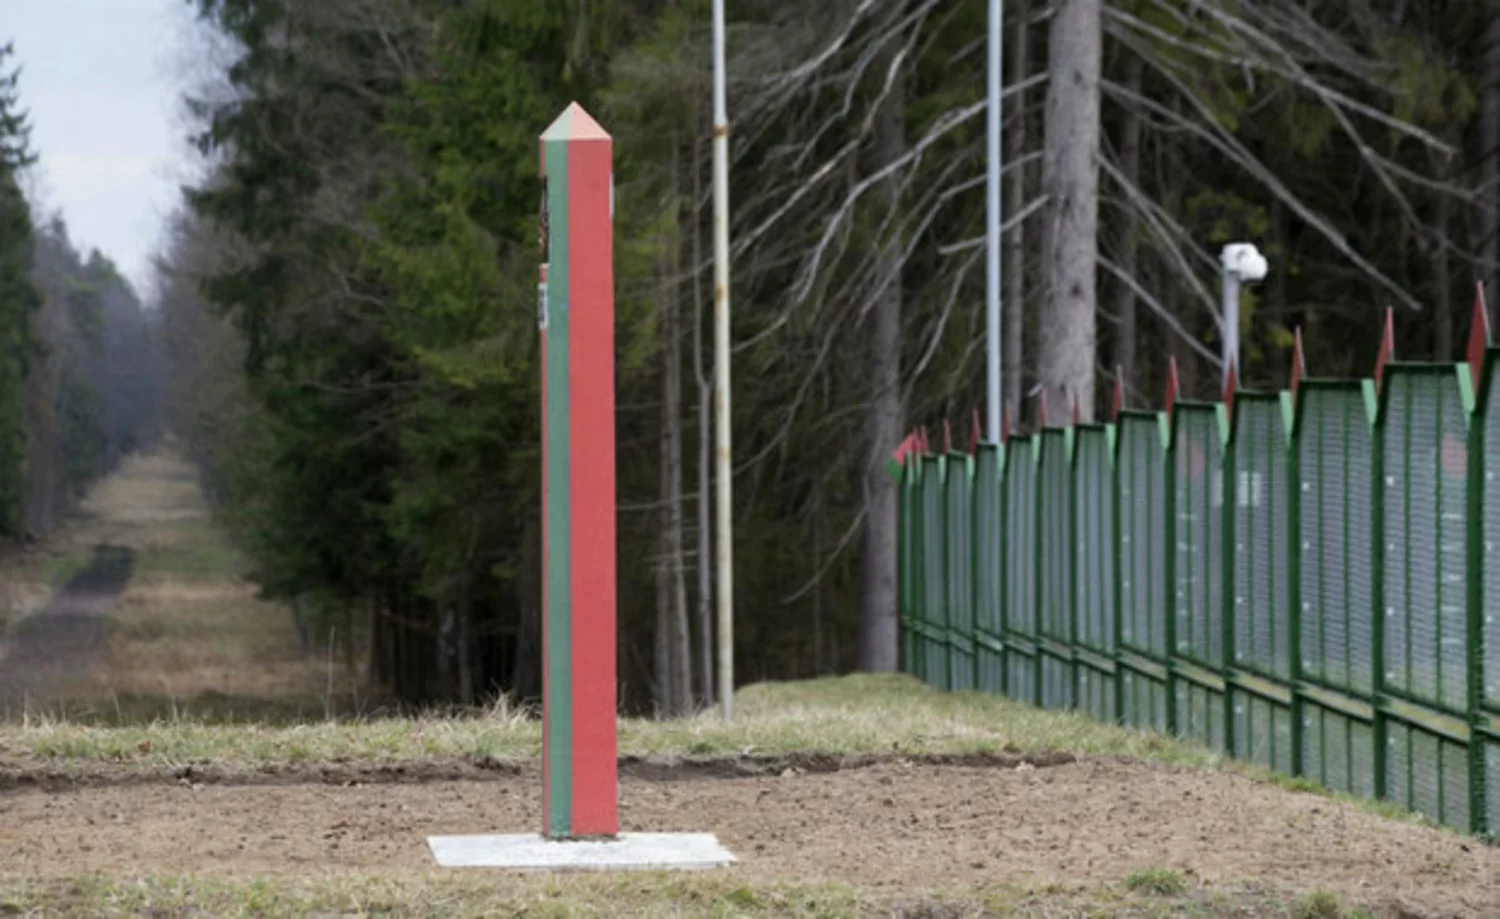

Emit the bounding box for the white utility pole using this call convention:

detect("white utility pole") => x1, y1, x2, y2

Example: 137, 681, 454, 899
711, 0, 734, 721
1219, 242, 1268, 386
986, 0, 1003, 441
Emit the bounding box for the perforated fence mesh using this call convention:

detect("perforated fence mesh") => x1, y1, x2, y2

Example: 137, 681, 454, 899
1234, 689, 1295, 776
1382, 372, 1469, 714
1004, 436, 1038, 704
945, 454, 975, 691
898, 356, 1500, 836
1174, 405, 1224, 668
1119, 414, 1167, 658
973, 446, 1005, 694
920, 456, 947, 689
1075, 428, 1115, 653
1485, 367, 1500, 712
1232, 397, 1291, 678
1039, 430, 1072, 644
1298, 386, 1376, 696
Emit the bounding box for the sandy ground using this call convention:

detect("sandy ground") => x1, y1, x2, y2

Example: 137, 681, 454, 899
1, 758, 1496, 916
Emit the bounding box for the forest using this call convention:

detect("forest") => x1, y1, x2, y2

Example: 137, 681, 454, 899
9, 2, 1499, 714
0, 44, 161, 549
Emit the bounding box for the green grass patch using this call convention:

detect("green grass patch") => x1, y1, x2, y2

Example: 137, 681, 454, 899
132, 541, 245, 581
45, 551, 93, 587
0, 674, 1222, 770
1124, 867, 1188, 897
0, 874, 1329, 918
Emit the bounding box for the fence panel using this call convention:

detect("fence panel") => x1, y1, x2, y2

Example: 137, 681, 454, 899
896, 354, 1498, 837
1481, 354, 1500, 836
919, 455, 948, 689
945, 453, 976, 691
1172, 403, 1227, 751
1074, 425, 1116, 722
1117, 411, 1170, 731
1004, 435, 1039, 704
1380, 368, 1472, 830
1038, 428, 1074, 710
1227, 393, 1294, 773
1294, 382, 1379, 798
974, 445, 1005, 694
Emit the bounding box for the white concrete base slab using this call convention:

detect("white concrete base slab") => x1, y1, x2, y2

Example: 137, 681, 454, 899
427, 832, 736, 871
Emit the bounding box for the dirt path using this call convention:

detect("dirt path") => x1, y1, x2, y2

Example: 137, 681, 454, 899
0, 545, 133, 713
1, 758, 1495, 916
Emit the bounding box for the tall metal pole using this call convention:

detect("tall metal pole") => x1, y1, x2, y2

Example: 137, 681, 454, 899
986, 0, 1003, 441
1221, 270, 1240, 388
711, 0, 735, 721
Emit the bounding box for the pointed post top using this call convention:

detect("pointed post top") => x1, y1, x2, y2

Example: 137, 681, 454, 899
1070, 392, 1081, 427
541, 102, 611, 143
1289, 326, 1307, 396
919, 426, 930, 454
1469, 282, 1491, 394
1165, 357, 1181, 420
942, 419, 952, 453
1035, 391, 1048, 429
1111, 368, 1124, 421
1374, 307, 1395, 390
970, 410, 981, 454
1002, 407, 1012, 443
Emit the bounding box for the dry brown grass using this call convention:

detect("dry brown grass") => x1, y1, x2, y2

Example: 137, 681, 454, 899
3, 444, 338, 717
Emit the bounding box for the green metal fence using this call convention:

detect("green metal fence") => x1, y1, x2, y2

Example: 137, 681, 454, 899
898, 349, 1500, 836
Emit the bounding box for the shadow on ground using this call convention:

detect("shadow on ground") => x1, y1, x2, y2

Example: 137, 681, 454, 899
0, 544, 134, 714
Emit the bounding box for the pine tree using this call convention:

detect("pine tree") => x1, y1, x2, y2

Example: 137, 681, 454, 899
0, 44, 41, 537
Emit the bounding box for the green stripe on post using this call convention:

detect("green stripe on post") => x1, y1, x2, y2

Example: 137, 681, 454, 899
542, 110, 573, 838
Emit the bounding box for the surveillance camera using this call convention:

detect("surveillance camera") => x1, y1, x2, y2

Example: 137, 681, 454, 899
1221, 242, 1268, 284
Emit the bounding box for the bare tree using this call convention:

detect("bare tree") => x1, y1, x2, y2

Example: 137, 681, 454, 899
1041, 0, 1103, 419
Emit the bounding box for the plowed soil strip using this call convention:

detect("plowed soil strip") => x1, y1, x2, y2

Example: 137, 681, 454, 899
2, 760, 1495, 916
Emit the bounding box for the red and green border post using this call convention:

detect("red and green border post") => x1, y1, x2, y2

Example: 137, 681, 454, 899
539, 103, 617, 840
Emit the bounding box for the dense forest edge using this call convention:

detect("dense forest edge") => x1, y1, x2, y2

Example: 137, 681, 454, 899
6, 2, 1500, 715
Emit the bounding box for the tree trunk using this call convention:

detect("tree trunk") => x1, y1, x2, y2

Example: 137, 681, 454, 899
1040, 0, 1102, 420
1004, 0, 1029, 427
656, 135, 693, 716
693, 126, 714, 710
1482, 16, 1500, 304
1114, 52, 1143, 399
856, 37, 906, 674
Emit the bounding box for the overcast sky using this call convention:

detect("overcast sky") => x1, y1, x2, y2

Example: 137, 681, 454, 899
8, 0, 201, 299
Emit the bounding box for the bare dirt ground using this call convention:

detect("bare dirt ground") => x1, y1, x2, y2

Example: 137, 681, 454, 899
2, 758, 1497, 916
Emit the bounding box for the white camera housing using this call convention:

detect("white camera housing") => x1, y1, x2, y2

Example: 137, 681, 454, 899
1221, 243, 1268, 284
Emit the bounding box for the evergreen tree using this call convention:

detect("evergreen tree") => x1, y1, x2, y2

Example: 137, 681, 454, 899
0, 44, 41, 537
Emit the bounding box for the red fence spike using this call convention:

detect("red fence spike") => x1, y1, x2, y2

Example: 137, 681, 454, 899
1469, 282, 1491, 394
1164, 357, 1180, 420
1036, 391, 1048, 429
1112, 367, 1124, 420
970, 410, 981, 453
1071, 392, 1081, 427
919, 426, 929, 454
1002, 407, 1012, 443
1289, 326, 1307, 396
942, 419, 952, 453
1374, 307, 1395, 390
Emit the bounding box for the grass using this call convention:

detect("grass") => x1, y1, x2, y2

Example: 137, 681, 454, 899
0, 673, 1220, 770
1125, 867, 1188, 897
0, 874, 1339, 918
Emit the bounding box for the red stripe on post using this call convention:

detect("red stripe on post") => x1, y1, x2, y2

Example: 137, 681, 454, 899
565, 123, 617, 838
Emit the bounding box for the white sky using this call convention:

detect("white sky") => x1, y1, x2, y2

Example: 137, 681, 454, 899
7, 0, 202, 299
